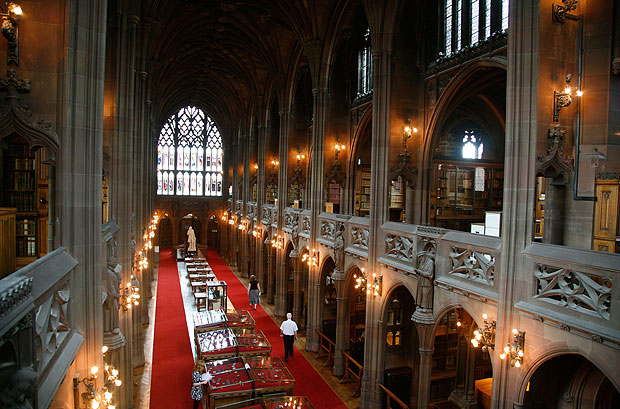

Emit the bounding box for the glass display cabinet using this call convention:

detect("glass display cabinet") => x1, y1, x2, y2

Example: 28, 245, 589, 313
197, 328, 271, 361
206, 280, 228, 311
262, 396, 314, 409
194, 310, 256, 335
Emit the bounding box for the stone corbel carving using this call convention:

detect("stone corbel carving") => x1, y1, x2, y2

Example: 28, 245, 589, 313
0, 369, 38, 409
389, 150, 418, 188
536, 125, 574, 185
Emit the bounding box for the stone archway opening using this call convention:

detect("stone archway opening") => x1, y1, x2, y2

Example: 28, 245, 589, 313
319, 257, 337, 341
347, 265, 367, 365
523, 354, 620, 409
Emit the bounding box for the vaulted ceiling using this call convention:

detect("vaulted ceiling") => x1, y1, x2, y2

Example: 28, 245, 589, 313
140, 0, 355, 133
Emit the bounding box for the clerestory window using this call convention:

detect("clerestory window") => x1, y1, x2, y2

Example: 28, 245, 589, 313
156, 106, 223, 197
462, 130, 483, 160
357, 28, 372, 98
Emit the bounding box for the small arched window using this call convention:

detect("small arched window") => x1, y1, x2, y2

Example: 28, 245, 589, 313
357, 28, 372, 98
462, 130, 483, 159
156, 106, 223, 197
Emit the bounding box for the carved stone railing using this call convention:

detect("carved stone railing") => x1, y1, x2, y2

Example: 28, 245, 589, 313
318, 212, 341, 243
1, 248, 83, 409
283, 207, 302, 233
435, 230, 501, 302
345, 217, 370, 261
247, 201, 257, 220
300, 210, 311, 238
261, 204, 273, 226
517, 244, 620, 349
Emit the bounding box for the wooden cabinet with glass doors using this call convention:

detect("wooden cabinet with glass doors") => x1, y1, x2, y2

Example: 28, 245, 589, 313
430, 162, 503, 231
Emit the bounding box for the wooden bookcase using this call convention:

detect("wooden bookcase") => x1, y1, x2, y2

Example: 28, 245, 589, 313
355, 167, 371, 217
592, 178, 620, 253
430, 162, 503, 231
0, 208, 16, 279
1, 140, 49, 269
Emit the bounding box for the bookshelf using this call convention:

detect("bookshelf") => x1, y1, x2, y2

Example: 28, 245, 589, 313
431, 162, 503, 231
288, 182, 302, 208
2, 140, 49, 268
355, 167, 371, 217
326, 180, 340, 213
267, 183, 278, 205
389, 178, 405, 222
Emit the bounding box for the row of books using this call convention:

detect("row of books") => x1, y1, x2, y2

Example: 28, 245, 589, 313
7, 157, 36, 170
16, 236, 36, 257
6, 192, 37, 212
8, 171, 36, 191
16, 218, 36, 236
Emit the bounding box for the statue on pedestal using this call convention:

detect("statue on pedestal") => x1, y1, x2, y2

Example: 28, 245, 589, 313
104, 256, 122, 336
333, 224, 345, 274
187, 226, 197, 253
414, 251, 435, 313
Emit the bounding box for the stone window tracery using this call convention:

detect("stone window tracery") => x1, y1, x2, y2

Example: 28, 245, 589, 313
357, 28, 372, 98
156, 106, 223, 197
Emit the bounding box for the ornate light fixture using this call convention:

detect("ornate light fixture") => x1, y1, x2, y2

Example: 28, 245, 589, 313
353, 268, 367, 292
252, 225, 261, 238
295, 150, 306, 165
552, 0, 578, 23
121, 275, 140, 310
500, 329, 525, 368
470, 313, 496, 351
221, 214, 228, 223
271, 234, 284, 250
228, 215, 236, 226
0, 2, 23, 66
301, 247, 318, 267
402, 119, 418, 151
369, 272, 382, 296
553, 73, 583, 122
333, 138, 345, 160
74, 347, 122, 409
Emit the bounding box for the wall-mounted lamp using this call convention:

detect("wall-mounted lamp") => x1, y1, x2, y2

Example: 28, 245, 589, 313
270, 158, 279, 173
238, 219, 248, 231
228, 215, 236, 226
553, 73, 583, 122
552, 0, 578, 23
301, 247, 318, 267
500, 328, 525, 368
221, 214, 228, 223
73, 347, 122, 409
334, 138, 345, 160
369, 272, 382, 296
0, 2, 23, 67
253, 163, 259, 170
121, 275, 141, 311
295, 149, 306, 166
354, 268, 367, 292
252, 226, 261, 238
402, 119, 419, 151
470, 314, 496, 351
271, 234, 284, 250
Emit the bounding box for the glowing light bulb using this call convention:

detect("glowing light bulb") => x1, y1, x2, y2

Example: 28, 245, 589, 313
482, 313, 487, 320
104, 391, 113, 401
102, 345, 108, 354
115, 379, 122, 386
514, 361, 521, 368
456, 321, 461, 327
504, 346, 510, 354
412, 127, 418, 133
512, 328, 519, 335
576, 90, 583, 96
109, 406, 116, 409
518, 350, 524, 357
500, 353, 506, 359
9, 3, 23, 16
112, 369, 119, 376
564, 86, 572, 95
91, 366, 99, 375
471, 339, 478, 347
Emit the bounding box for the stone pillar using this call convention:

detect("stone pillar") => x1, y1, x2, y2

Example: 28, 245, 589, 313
292, 260, 302, 324
414, 321, 435, 409
274, 109, 290, 317
494, 0, 540, 406
268, 246, 276, 304
333, 290, 349, 377
57, 0, 106, 403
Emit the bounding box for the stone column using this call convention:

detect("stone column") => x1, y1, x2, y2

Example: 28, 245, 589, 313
267, 245, 276, 304
494, 0, 540, 406
333, 289, 349, 377
274, 109, 290, 316
292, 259, 302, 323
256, 124, 267, 287
57, 0, 106, 403
413, 320, 435, 409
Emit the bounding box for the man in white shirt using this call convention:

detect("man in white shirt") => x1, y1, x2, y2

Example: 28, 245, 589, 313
279, 312, 298, 362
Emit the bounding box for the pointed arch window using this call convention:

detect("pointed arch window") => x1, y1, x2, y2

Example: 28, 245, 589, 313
357, 28, 372, 98
462, 130, 483, 160
156, 106, 223, 196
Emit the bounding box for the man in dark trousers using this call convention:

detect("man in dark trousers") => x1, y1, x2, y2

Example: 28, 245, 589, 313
279, 312, 298, 362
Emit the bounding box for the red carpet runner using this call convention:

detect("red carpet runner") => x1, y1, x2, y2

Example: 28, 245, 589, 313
150, 250, 195, 408
207, 251, 348, 409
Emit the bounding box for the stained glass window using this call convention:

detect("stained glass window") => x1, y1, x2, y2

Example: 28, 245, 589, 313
156, 106, 224, 196
357, 28, 372, 98
462, 130, 484, 160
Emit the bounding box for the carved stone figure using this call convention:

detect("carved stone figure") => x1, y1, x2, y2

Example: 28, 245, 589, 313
0, 369, 38, 409
187, 226, 197, 252
415, 252, 435, 312
104, 256, 122, 335
333, 224, 345, 273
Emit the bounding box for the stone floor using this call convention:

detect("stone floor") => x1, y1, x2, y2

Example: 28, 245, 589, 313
133, 255, 361, 409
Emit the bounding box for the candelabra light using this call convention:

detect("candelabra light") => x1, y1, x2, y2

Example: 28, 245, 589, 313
353, 268, 367, 291
228, 215, 236, 226
271, 234, 284, 250
500, 329, 525, 368
402, 119, 419, 151
74, 347, 122, 409
470, 314, 496, 351
238, 219, 248, 231
553, 73, 583, 122
121, 275, 141, 310
369, 272, 382, 296
301, 247, 318, 267
333, 138, 345, 160
252, 226, 261, 238
295, 150, 306, 165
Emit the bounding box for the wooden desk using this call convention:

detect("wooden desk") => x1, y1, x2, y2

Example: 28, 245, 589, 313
475, 378, 493, 409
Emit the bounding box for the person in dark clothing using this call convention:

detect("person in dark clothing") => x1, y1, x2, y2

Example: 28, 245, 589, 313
248, 274, 260, 310
190, 360, 211, 409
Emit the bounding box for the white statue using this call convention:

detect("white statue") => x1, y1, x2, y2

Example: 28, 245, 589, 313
187, 226, 197, 253
104, 256, 122, 335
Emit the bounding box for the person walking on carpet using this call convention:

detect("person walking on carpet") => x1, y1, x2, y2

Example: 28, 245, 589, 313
247, 275, 261, 310
190, 359, 211, 409
279, 312, 298, 362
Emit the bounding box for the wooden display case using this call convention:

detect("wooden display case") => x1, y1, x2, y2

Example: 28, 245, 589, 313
205, 356, 294, 409
197, 328, 271, 361
194, 310, 256, 335
430, 162, 503, 231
